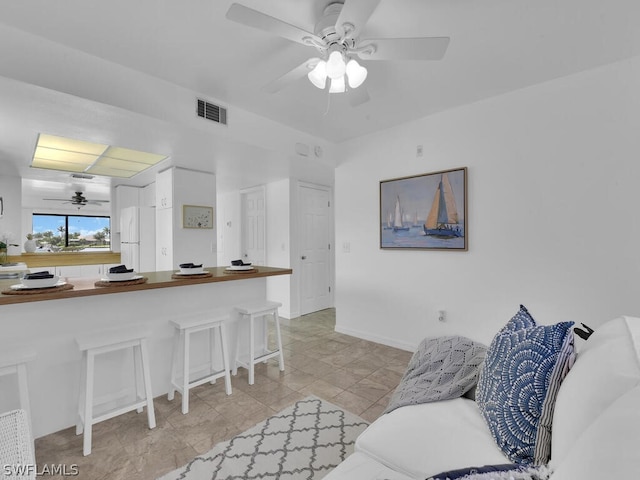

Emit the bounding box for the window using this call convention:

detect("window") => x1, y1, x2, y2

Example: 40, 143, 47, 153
32, 214, 111, 252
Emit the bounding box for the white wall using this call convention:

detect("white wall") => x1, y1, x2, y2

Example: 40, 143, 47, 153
0, 165, 22, 256
172, 168, 217, 268
216, 191, 241, 266
266, 179, 292, 317
335, 55, 640, 350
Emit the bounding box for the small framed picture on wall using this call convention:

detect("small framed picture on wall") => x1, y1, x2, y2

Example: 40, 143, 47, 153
182, 205, 214, 229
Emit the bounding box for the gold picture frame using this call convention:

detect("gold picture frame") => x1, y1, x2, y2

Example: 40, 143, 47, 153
182, 204, 214, 229
380, 167, 467, 250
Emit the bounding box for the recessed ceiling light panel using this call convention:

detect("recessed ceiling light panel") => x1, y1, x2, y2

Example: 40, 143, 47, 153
30, 133, 168, 178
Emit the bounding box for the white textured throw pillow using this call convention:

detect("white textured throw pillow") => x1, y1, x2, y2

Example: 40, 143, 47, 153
385, 335, 487, 414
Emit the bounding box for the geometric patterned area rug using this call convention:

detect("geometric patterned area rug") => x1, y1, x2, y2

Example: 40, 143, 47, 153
157, 396, 369, 480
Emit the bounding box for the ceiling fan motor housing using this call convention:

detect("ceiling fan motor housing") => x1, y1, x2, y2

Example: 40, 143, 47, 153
314, 3, 346, 50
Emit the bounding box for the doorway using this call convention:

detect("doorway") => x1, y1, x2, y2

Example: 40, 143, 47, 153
298, 183, 332, 315
241, 187, 265, 265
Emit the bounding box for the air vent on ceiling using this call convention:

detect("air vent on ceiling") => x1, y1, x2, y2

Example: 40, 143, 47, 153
70, 173, 95, 180
197, 99, 227, 125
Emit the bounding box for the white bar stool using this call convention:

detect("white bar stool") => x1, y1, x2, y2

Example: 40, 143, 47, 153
75, 326, 156, 456
168, 311, 232, 414
0, 348, 36, 424
232, 301, 284, 385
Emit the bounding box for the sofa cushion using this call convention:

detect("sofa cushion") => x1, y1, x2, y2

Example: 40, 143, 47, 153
550, 315, 640, 467
550, 385, 640, 480
322, 452, 415, 480
476, 306, 574, 465
355, 398, 508, 479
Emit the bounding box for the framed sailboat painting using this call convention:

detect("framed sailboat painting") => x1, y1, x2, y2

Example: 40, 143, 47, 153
380, 167, 467, 250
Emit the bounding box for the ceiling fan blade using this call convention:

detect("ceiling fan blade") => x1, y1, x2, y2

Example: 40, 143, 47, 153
263, 58, 321, 94
335, 0, 381, 40
359, 37, 450, 61
348, 86, 370, 107
226, 3, 322, 47
42, 198, 69, 201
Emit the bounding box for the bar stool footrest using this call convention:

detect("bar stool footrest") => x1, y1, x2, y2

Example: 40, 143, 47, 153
236, 349, 281, 369
170, 369, 228, 394
89, 400, 148, 425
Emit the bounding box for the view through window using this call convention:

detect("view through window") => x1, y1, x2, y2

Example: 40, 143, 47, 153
32, 214, 111, 252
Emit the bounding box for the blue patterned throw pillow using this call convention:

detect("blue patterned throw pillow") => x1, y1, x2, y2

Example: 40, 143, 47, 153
498, 304, 536, 333
476, 306, 575, 465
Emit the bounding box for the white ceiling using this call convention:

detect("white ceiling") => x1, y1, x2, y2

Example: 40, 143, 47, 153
1, 0, 639, 201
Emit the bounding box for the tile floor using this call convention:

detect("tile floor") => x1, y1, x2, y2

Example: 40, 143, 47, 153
35, 308, 412, 479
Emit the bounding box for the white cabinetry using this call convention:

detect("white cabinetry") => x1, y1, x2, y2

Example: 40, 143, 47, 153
155, 208, 174, 271
141, 183, 156, 207
80, 264, 104, 277
55, 264, 104, 278
156, 169, 173, 209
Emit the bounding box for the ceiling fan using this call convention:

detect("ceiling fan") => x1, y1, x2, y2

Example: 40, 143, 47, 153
43, 192, 110, 209
226, 0, 450, 104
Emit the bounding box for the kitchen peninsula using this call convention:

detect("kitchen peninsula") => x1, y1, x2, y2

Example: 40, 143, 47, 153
0, 266, 292, 438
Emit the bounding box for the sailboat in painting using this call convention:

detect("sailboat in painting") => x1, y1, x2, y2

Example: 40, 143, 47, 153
383, 211, 393, 230
393, 196, 410, 232
424, 173, 463, 238
412, 211, 421, 228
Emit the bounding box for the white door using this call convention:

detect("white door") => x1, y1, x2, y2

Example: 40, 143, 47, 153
241, 188, 265, 265
299, 184, 332, 315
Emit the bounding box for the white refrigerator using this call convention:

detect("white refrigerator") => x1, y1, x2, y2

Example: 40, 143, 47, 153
120, 206, 156, 272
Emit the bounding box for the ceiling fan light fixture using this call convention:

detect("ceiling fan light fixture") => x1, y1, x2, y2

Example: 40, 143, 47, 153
346, 58, 367, 89
308, 61, 328, 89
325, 50, 346, 80
329, 75, 346, 93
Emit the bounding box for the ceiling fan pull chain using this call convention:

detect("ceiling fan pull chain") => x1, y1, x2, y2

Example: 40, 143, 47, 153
324, 90, 332, 116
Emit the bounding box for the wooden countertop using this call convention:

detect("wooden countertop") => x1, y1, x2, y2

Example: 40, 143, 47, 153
8, 251, 121, 268
0, 266, 292, 306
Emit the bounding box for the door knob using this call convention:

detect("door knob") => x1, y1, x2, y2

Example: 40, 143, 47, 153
301, 256, 307, 260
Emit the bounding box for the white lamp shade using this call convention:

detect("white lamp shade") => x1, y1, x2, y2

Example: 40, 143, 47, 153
326, 50, 346, 80
329, 75, 346, 93
308, 61, 327, 89
346, 59, 368, 89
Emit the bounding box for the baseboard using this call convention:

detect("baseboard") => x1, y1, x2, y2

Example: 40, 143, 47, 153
334, 325, 415, 352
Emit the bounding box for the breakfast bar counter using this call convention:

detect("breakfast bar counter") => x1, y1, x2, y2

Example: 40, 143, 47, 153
0, 266, 292, 305
0, 266, 292, 438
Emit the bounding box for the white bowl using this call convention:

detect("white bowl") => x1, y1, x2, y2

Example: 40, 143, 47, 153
106, 271, 137, 281
21, 275, 60, 288
179, 266, 204, 275
227, 265, 254, 271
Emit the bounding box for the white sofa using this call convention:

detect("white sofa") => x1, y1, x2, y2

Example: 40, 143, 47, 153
326, 315, 640, 480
